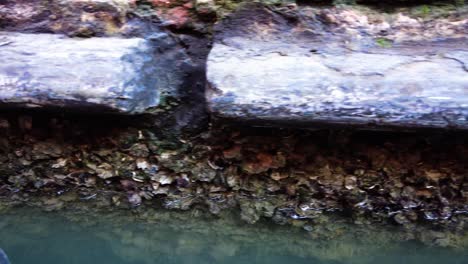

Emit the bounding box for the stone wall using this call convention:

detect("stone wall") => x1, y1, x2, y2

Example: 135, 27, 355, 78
0, 0, 467, 247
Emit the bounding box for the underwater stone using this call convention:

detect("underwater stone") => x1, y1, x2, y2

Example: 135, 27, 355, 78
206, 5, 468, 130
0, 248, 10, 264
0, 32, 187, 114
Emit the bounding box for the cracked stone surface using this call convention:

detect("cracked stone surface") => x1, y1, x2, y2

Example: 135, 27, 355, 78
0, 32, 189, 114
207, 4, 468, 129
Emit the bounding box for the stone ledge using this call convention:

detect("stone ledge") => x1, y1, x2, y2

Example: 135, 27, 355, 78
207, 4, 468, 130
0, 32, 185, 114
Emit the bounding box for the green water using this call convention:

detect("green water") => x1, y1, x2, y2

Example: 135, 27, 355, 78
0, 207, 467, 264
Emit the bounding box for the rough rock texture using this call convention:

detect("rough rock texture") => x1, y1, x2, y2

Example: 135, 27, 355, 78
0, 113, 466, 243
0, 32, 190, 114
0, 0, 135, 36
207, 4, 468, 129
0, 0, 210, 133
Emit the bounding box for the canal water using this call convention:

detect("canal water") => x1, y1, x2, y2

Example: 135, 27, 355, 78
0, 206, 467, 264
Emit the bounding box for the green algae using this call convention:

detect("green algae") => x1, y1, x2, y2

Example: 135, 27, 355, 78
375, 37, 393, 48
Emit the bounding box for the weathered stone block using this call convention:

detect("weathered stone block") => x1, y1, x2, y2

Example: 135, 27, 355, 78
207, 4, 468, 129
0, 32, 186, 114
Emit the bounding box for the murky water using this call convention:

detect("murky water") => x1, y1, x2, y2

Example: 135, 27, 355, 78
0, 206, 467, 264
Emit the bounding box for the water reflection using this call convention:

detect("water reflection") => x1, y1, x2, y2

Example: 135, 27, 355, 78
0, 207, 466, 264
